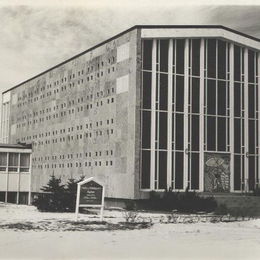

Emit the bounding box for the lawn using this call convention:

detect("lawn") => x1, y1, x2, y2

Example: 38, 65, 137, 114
0, 203, 260, 259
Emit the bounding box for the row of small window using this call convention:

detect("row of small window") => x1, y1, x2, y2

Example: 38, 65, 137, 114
71, 129, 115, 140
67, 59, 115, 78
18, 86, 115, 107
32, 150, 114, 162
54, 69, 116, 91
28, 129, 115, 146
17, 79, 116, 107
18, 90, 115, 120
19, 111, 114, 128
18, 96, 115, 121
0, 153, 30, 172
16, 100, 115, 127
18, 119, 115, 140
18, 56, 116, 99
34, 160, 113, 169
17, 65, 116, 104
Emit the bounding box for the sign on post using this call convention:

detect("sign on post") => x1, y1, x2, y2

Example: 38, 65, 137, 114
75, 177, 105, 221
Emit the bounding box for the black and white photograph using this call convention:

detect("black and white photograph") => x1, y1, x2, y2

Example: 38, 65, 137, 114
0, 0, 260, 259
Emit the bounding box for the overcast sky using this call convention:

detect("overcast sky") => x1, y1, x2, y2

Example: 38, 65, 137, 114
1, 0, 260, 94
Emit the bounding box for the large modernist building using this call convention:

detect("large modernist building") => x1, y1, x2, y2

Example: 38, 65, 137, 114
1, 25, 260, 203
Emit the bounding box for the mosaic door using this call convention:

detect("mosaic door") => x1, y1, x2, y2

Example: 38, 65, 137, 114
204, 153, 231, 192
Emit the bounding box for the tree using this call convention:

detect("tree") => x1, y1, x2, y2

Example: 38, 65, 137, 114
33, 174, 66, 212
41, 174, 65, 193
65, 175, 85, 211
66, 175, 84, 194
33, 174, 84, 212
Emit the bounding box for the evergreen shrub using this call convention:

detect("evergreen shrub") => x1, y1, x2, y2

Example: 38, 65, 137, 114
144, 187, 217, 213
33, 175, 84, 212
253, 186, 260, 196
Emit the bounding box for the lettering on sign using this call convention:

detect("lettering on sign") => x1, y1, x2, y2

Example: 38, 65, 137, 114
80, 181, 103, 205
75, 177, 105, 221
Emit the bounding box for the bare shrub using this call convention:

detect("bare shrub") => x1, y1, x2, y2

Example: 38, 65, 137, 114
123, 210, 139, 223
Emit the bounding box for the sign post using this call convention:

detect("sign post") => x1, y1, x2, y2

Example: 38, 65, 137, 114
75, 177, 105, 221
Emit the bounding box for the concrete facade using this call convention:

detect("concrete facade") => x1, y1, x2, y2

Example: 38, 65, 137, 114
1, 25, 260, 201
1, 27, 142, 200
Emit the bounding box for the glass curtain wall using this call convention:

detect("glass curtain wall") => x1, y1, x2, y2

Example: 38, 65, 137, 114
141, 39, 186, 190
141, 37, 259, 192
141, 39, 187, 190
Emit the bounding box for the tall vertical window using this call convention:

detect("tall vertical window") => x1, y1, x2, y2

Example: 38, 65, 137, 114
172, 39, 185, 190
205, 39, 230, 153
0, 152, 7, 171
20, 153, 30, 172
141, 39, 185, 190
8, 153, 19, 172
188, 39, 201, 190
141, 40, 153, 189
247, 49, 259, 190
155, 40, 169, 189
233, 45, 245, 191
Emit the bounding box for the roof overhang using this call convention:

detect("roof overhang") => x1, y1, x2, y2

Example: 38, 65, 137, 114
0, 143, 32, 153
141, 27, 260, 50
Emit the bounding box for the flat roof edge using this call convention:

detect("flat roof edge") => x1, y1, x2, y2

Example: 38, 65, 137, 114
3, 25, 260, 94
139, 25, 260, 43
0, 143, 32, 149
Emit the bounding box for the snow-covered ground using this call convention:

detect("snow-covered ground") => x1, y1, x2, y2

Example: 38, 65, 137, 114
0, 203, 260, 259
